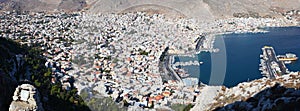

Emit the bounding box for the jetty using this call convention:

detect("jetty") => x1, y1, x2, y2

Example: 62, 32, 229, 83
259, 46, 290, 79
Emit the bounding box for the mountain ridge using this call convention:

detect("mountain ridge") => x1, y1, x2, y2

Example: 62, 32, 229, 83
1, 0, 300, 20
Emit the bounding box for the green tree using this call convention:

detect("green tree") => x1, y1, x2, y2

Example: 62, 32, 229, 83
34, 80, 41, 87
44, 69, 52, 77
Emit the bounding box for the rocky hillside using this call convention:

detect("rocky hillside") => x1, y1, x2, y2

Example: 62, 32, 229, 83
0, 38, 25, 110
9, 84, 44, 111
0, 0, 86, 12
0, 70, 16, 110
1, 0, 300, 20
195, 72, 300, 111
0, 38, 90, 111
86, 0, 300, 20
214, 83, 300, 111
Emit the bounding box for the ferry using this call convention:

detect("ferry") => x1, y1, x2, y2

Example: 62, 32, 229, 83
278, 53, 298, 62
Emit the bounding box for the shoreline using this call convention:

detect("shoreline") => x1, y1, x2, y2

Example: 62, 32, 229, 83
164, 19, 299, 87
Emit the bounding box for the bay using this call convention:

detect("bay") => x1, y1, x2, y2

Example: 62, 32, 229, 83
175, 27, 300, 87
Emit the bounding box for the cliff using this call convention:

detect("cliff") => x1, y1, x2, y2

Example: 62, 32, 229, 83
191, 72, 300, 111
0, 38, 90, 111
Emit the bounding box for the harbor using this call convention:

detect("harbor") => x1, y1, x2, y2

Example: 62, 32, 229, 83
172, 27, 300, 87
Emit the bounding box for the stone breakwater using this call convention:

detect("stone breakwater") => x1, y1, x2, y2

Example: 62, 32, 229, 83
0, 11, 299, 110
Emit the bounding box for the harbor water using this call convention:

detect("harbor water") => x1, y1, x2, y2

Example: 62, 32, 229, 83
174, 27, 300, 87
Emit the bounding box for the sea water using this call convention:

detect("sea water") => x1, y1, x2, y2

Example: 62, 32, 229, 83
175, 27, 300, 87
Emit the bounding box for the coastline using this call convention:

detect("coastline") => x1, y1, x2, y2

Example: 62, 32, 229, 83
164, 17, 299, 87
168, 20, 299, 111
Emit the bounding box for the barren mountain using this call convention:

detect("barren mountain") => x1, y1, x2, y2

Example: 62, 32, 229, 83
1, 0, 299, 20
0, 0, 86, 12
86, 0, 300, 20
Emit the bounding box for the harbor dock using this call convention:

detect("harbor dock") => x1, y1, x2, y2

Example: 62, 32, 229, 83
259, 46, 291, 79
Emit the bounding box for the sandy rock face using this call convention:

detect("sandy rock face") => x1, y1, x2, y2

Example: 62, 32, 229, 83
9, 84, 43, 111
87, 0, 300, 20
1, 0, 300, 20
38, 0, 61, 5
0, 0, 86, 12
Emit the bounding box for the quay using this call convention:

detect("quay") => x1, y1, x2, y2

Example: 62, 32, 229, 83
259, 46, 289, 79
159, 47, 184, 86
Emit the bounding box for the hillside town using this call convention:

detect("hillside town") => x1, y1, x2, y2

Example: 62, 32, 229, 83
0, 10, 298, 110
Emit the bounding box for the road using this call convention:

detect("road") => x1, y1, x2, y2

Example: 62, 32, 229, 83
164, 55, 184, 85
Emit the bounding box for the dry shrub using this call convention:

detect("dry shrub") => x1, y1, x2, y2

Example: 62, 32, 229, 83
221, 86, 226, 92
266, 80, 272, 85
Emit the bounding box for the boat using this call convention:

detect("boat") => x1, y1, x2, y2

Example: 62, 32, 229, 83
278, 53, 298, 61
284, 61, 292, 64
286, 53, 297, 58
276, 55, 285, 58
260, 54, 263, 57
178, 72, 189, 78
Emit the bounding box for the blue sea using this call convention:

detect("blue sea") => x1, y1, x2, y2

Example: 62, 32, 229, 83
174, 27, 300, 87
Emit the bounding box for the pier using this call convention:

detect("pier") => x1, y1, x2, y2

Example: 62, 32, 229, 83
259, 46, 289, 79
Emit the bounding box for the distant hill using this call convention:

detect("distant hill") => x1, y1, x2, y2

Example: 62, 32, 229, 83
86, 0, 300, 20
1, 0, 299, 20
0, 0, 86, 12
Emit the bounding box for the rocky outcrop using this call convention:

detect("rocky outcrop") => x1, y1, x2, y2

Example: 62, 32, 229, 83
214, 83, 300, 111
0, 70, 17, 111
197, 72, 300, 111
9, 84, 43, 111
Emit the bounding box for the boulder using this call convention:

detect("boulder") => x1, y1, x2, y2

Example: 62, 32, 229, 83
9, 84, 43, 111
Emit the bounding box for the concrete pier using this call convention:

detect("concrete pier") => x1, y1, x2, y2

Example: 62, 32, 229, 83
259, 46, 289, 79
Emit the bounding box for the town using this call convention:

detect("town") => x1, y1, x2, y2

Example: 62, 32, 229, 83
0, 10, 298, 110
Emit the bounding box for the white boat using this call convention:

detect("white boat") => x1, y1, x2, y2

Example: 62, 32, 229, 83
286, 53, 297, 58
260, 54, 263, 58
284, 61, 292, 64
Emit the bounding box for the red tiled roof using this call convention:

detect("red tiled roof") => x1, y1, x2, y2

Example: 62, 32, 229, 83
155, 95, 164, 101
95, 71, 101, 75
162, 91, 171, 97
